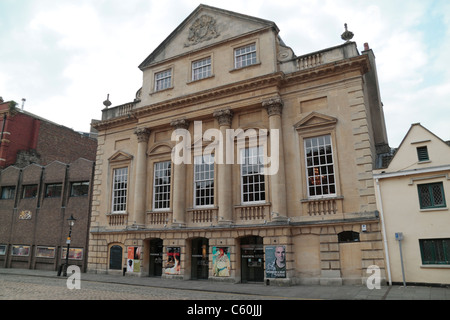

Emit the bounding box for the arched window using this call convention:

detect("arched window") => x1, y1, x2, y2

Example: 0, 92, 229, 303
338, 231, 360, 243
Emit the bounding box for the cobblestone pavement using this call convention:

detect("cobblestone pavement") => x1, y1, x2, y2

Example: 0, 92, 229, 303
0, 273, 280, 300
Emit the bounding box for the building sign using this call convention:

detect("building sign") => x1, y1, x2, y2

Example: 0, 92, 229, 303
165, 247, 181, 275
127, 246, 141, 272
265, 245, 286, 278
18, 210, 32, 220
212, 247, 230, 277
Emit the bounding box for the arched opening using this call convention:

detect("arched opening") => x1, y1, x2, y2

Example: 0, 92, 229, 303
109, 245, 123, 270
338, 231, 360, 242
240, 235, 264, 283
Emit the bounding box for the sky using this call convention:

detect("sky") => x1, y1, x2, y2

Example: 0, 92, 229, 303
0, 0, 449, 148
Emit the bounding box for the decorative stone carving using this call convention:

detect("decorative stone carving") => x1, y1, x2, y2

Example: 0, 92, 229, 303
134, 127, 150, 142
185, 15, 220, 47
341, 23, 354, 42
170, 118, 190, 130
262, 96, 283, 116
213, 109, 233, 127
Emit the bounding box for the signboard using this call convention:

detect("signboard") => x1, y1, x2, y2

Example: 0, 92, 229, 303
212, 247, 230, 277
265, 245, 286, 278
165, 247, 181, 275
127, 246, 141, 272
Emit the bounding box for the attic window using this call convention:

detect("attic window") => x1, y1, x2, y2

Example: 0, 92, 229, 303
155, 69, 172, 91
234, 43, 257, 69
417, 146, 429, 162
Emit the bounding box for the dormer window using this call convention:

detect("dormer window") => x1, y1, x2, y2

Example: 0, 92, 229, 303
417, 146, 429, 162
155, 69, 172, 91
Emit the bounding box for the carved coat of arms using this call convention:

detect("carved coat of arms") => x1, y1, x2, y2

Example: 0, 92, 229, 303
185, 15, 220, 47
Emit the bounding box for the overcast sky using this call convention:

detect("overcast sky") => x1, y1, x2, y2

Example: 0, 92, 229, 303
1, 0, 449, 147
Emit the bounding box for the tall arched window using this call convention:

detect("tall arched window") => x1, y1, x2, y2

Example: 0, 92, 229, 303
109, 245, 123, 270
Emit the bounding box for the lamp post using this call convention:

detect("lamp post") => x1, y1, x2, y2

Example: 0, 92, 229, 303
63, 214, 76, 276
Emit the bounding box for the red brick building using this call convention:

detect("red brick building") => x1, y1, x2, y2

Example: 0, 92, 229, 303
0, 99, 97, 169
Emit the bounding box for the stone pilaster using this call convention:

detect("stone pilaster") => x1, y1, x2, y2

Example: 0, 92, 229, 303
262, 96, 287, 218
170, 119, 190, 227
213, 109, 233, 225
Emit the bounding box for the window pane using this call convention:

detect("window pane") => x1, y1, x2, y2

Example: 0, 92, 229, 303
1, 186, 15, 199
240, 146, 265, 203
192, 57, 211, 81
304, 135, 336, 198
153, 161, 171, 210
45, 183, 62, 198
235, 43, 256, 68
194, 155, 214, 206
155, 69, 172, 91
112, 167, 128, 213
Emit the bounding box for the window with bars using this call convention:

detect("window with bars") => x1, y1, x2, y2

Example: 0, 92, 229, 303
194, 155, 214, 207
420, 238, 450, 265
417, 146, 429, 162
45, 183, 62, 198
153, 161, 171, 210
240, 147, 265, 203
304, 135, 336, 198
112, 167, 128, 213
192, 57, 211, 81
417, 182, 446, 209
154, 69, 172, 91
234, 43, 257, 69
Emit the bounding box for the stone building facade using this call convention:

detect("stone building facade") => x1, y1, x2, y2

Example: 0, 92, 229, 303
88, 5, 389, 285
0, 158, 95, 271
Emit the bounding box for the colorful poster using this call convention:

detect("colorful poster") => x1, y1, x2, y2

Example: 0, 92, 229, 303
212, 247, 230, 277
265, 245, 286, 278
165, 247, 181, 275
127, 246, 141, 272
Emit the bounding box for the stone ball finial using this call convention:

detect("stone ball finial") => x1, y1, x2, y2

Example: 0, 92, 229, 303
103, 94, 112, 108
341, 23, 354, 42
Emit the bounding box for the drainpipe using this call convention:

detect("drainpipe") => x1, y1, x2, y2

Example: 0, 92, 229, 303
375, 177, 392, 286
0, 113, 6, 146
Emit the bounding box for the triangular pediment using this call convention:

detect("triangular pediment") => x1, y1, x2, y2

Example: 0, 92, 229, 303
294, 112, 338, 131
108, 151, 133, 163
139, 4, 279, 69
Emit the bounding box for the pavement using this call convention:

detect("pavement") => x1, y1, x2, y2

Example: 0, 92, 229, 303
1, 267, 450, 300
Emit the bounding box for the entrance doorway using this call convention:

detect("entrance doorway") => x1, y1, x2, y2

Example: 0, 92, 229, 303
149, 239, 163, 277
240, 236, 264, 283
109, 245, 123, 270
191, 238, 209, 280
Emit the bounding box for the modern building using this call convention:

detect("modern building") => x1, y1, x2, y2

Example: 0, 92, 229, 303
374, 123, 450, 286
88, 5, 389, 285
0, 98, 97, 169
0, 158, 95, 272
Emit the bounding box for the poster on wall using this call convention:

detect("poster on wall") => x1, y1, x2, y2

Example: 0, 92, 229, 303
127, 246, 141, 272
12, 245, 30, 256
165, 247, 181, 275
212, 247, 230, 277
265, 245, 286, 278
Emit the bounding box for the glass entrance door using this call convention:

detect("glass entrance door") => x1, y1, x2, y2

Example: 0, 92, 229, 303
191, 238, 209, 280
149, 239, 163, 277
240, 236, 264, 283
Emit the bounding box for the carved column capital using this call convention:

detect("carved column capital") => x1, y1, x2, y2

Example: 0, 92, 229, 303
170, 118, 190, 130
262, 96, 284, 116
134, 127, 150, 143
213, 109, 234, 127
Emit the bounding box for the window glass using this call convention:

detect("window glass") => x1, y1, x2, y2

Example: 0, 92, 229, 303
1, 186, 15, 199
418, 182, 446, 209
112, 167, 128, 213
155, 69, 172, 91
45, 183, 62, 198
234, 43, 256, 68
70, 181, 90, 197
304, 135, 336, 198
192, 57, 211, 81
153, 161, 171, 210
240, 147, 265, 203
194, 155, 214, 207
22, 185, 38, 199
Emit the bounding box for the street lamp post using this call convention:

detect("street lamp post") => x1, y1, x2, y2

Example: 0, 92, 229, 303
63, 214, 76, 276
